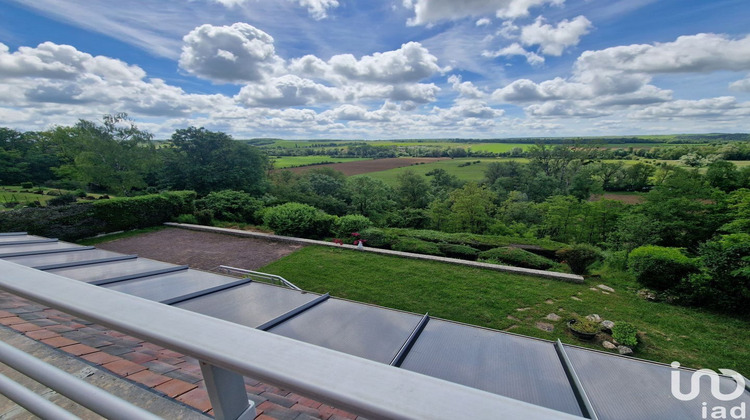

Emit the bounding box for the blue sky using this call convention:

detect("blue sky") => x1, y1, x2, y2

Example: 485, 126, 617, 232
1, 0, 749, 139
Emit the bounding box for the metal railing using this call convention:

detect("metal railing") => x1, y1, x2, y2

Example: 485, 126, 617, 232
218, 266, 301, 290
0, 260, 580, 420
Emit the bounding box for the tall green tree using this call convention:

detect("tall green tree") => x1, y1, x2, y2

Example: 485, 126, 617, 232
395, 170, 432, 209
161, 127, 268, 196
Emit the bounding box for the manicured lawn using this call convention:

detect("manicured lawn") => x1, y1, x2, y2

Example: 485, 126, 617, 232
261, 245, 750, 371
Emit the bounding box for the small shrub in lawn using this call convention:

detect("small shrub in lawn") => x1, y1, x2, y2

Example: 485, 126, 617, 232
479, 246, 556, 269
628, 246, 698, 290
392, 237, 444, 256
47, 193, 78, 207
612, 322, 639, 347
333, 214, 373, 238
438, 243, 480, 260
556, 244, 602, 275
359, 228, 399, 249
20, 182, 33, 189
194, 209, 214, 225
263, 202, 334, 239
74, 189, 87, 198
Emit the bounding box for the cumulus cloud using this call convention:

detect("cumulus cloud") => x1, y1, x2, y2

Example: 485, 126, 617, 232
730, 75, 750, 92
482, 43, 545, 65
448, 74, 486, 99
179, 23, 283, 83
405, 0, 564, 26
630, 97, 750, 119
235, 75, 340, 107
575, 33, 750, 75
476, 18, 491, 27
325, 42, 446, 83
519, 16, 592, 56
212, 0, 339, 19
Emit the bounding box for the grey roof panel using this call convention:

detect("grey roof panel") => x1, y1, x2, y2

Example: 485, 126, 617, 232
268, 298, 423, 364
5, 249, 129, 269
565, 345, 750, 420
0, 235, 52, 244
399, 319, 583, 416
47, 258, 179, 283
0, 241, 83, 257
174, 282, 319, 328
103, 269, 235, 302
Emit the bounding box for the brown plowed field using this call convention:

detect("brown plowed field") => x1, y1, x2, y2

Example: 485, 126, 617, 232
279, 157, 449, 176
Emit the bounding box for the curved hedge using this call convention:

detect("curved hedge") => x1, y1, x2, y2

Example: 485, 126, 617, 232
628, 246, 698, 290
479, 246, 557, 270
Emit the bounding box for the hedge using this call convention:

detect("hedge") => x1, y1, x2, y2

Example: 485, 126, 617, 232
556, 243, 602, 275
263, 202, 334, 239
333, 215, 373, 239
628, 246, 698, 290
479, 246, 557, 270
385, 228, 565, 254
195, 190, 263, 224
392, 237, 444, 256
0, 191, 196, 241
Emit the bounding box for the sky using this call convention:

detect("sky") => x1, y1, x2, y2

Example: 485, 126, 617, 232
1, 0, 750, 139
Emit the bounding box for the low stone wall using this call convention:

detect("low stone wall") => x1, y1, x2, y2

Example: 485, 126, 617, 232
164, 223, 585, 284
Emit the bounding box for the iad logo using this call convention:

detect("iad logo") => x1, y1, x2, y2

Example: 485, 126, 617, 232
671, 362, 747, 419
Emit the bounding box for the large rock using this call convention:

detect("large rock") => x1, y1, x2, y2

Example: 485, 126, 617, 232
546, 313, 562, 321
617, 345, 633, 355
535, 322, 555, 332
586, 314, 602, 323
597, 284, 615, 293
601, 320, 615, 332
602, 341, 616, 350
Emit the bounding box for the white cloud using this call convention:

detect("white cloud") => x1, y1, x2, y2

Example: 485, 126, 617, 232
179, 23, 284, 83
575, 33, 750, 75
405, 0, 564, 26
325, 42, 446, 83
630, 97, 750, 119
519, 16, 592, 56
482, 43, 545, 65
235, 75, 340, 107
476, 18, 491, 27
212, 0, 339, 19
448, 74, 486, 99
730, 75, 750, 92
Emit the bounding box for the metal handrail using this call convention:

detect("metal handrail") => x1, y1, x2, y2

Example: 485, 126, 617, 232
0, 340, 161, 420
218, 266, 301, 290
0, 260, 579, 420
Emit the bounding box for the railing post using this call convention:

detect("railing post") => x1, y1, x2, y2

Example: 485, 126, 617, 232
199, 361, 255, 420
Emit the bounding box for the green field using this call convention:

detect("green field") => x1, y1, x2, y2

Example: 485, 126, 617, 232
270, 156, 368, 169
361, 158, 527, 186
261, 246, 749, 371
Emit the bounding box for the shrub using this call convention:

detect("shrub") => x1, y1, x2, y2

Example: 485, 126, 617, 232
628, 246, 698, 290
0, 204, 103, 241
47, 193, 78, 207
359, 228, 398, 249
333, 215, 373, 238
20, 182, 33, 189
479, 246, 557, 269
438, 243, 480, 260
91, 191, 196, 232
194, 209, 214, 225
263, 202, 334, 239
175, 213, 199, 224
195, 190, 263, 224
556, 244, 602, 275
568, 316, 600, 335
612, 322, 638, 347
392, 237, 443, 256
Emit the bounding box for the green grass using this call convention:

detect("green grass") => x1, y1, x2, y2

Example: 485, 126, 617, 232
76, 226, 167, 246
362, 158, 528, 186
270, 156, 369, 169
261, 246, 750, 371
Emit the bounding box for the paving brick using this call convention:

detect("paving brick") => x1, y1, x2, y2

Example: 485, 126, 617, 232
0, 310, 15, 318
18, 313, 46, 321
157, 355, 184, 365
24, 329, 60, 340
98, 344, 135, 356
0, 316, 27, 326
102, 359, 147, 376
10, 322, 44, 332
176, 387, 212, 412
142, 360, 178, 374
41, 336, 78, 348
47, 325, 75, 333
290, 403, 322, 418
60, 343, 99, 356
76, 337, 114, 348
159, 349, 184, 358
121, 351, 157, 364
155, 379, 197, 398
260, 392, 297, 408
81, 351, 122, 365
164, 369, 202, 384
127, 370, 172, 388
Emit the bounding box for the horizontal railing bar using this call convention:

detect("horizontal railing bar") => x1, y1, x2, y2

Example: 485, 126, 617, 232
0, 339, 160, 420
0, 260, 578, 420
219, 266, 301, 290
0, 373, 80, 420
257, 293, 330, 331
90, 265, 189, 286
160, 278, 254, 305
0, 246, 95, 259
0, 238, 58, 246
38, 255, 139, 271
